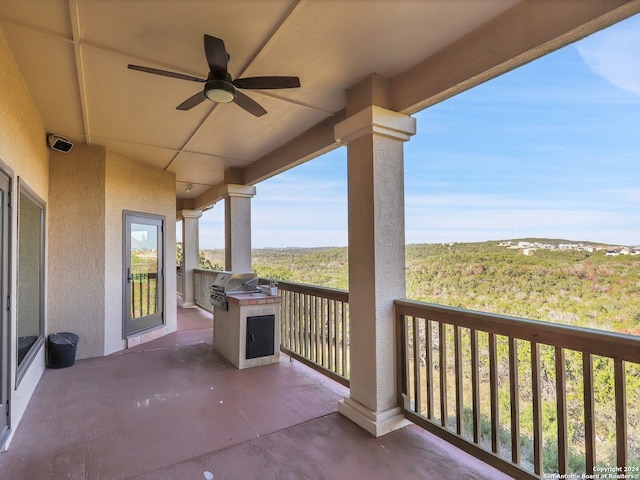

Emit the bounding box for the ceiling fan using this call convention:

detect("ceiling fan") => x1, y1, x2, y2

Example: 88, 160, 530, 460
128, 34, 300, 117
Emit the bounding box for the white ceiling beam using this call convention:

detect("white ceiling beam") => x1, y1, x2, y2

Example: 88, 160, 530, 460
68, 0, 91, 143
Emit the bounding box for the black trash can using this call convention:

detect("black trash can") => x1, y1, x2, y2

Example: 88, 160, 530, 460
46, 332, 79, 368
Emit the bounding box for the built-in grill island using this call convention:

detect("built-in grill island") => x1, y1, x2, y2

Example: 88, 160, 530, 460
210, 271, 281, 369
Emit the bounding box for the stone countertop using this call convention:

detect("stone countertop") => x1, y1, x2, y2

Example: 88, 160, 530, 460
226, 292, 282, 306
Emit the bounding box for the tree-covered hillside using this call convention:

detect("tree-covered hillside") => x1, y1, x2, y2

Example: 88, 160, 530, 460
201, 239, 640, 335
405, 241, 640, 335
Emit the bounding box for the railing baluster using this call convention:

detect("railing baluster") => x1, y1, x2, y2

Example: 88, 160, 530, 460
303, 294, 309, 358
299, 293, 304, 355
413, 316, 422, 414
146, 273, 151, 316
531, 341, 542, 475
402, 314, 411, 405
316, 296, 321, 364
281, 291, 287, 350
308, 294, 313, 361
509, 337, 520, 464
425, 319, 433, 419
342, 301, 348, 378
555, 346, 568, 475
138, 274, 144, 315
454, 325, 463, 436
615, 359, 627, 469
291, 291, 296, 350
293, 292, 296, 350
281, 291, 287, 347
298, 293, 303, 356
337, 301, 342, 376
583, 352, 595, 474
317, 296, 321, 365
309, 294, 312, 359
470, 328, 480, 444
315, 295, 319, 363
131, 275, 136, 317
489, 333, 499, 454
137, 275, 143, 316
320, 297, 326, 367
288, 292, 294, 352
287, 290, 292, 350
439, 322, 448, 428
328, 299, 335, 372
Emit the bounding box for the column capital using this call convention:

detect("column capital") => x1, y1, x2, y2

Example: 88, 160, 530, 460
335, 105, 416, 145
223, 184, 257, 199
180, 209, 203, 220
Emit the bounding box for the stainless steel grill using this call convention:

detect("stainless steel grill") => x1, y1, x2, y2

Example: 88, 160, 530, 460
209, 271, 259, 311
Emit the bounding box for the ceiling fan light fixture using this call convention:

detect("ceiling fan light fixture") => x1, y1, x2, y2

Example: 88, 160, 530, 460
204, 79, 236, 103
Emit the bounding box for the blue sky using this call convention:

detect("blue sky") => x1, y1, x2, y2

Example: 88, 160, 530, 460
194, 14, 640, 249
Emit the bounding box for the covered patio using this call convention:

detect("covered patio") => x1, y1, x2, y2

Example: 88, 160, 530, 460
1, 1, 639, 478
0, 305, 508, 480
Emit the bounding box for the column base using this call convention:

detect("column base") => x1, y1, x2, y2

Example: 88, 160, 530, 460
338, 396, 410, 437
179, 300, 197, 308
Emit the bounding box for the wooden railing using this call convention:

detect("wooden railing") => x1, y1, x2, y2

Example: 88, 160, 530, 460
395, 299, 640, 479
130, 272, 157, 317
194, 268, 219, 313
277, 280, 350, 387
176, 267, 184, 296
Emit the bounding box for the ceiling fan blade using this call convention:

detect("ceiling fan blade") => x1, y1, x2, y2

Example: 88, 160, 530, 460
233, 76, 300, 89
127, 64, 205, 83
176, 91, 207, 110
234, 91, 267, 117
204, 34, 228, 79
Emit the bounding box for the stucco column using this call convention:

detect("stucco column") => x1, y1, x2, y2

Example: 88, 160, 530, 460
335, 105, 416, 436
224, 184, 256, 272
180, 209, 203, 308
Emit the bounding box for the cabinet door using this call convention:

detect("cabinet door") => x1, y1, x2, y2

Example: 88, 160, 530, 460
246, 315, 275, 359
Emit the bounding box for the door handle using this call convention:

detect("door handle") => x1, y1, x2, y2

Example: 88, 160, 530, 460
127, 268, 132, 284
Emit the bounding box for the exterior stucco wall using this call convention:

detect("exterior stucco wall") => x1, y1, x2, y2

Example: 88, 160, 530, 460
48, 145, 106, 359
104, 149, 177, 355
0, 31, 49, 445
49, 145, 177, 359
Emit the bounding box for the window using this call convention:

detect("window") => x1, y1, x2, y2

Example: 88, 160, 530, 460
16, 180, 45, 383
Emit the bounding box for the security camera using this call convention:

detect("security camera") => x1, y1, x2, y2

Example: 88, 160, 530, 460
47, 134, 73, 153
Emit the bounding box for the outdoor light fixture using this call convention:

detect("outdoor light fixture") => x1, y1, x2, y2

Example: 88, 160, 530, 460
47, 133, 73, 153
204, 79, 236, 103
185, 183, 193, 193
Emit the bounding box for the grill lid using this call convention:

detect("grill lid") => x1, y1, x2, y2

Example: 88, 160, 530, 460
210, 271, 259, 294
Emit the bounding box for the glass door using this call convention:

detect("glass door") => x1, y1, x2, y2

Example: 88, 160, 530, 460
0, 169, 10, 445
124, 212, 164, 337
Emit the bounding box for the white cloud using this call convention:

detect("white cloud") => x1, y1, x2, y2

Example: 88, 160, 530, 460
576, 15, 640, 96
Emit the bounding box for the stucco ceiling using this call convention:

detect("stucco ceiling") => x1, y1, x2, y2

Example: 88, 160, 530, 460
0, 0, 637, 207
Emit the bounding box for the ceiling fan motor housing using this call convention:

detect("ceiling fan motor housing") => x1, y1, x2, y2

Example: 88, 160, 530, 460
204, 79, 236, 103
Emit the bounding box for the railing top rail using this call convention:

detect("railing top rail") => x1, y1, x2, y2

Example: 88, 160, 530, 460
269, 279, 348, 303
193, 268, 223, 274
395, 298, 640, 364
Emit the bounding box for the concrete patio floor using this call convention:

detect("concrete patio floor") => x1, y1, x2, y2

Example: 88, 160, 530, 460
0, 305, 512, 479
